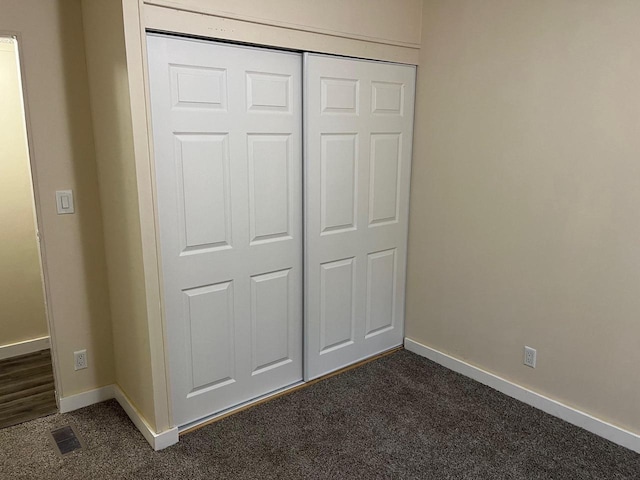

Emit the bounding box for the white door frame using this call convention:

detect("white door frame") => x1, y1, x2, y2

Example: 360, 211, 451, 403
106, 0, 422, 435
131, 18, 419, 429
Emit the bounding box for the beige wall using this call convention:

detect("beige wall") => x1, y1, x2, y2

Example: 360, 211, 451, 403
0, 0, 114, 396
407, 0, 640, 434
0, 40, 47, 347
81, 0, 157, 429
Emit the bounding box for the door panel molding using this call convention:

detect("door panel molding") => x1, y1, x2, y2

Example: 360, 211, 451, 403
304, 53, 415, 380
148, 34, 303, 427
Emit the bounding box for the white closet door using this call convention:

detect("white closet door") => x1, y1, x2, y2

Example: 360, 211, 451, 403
304, 53, 415, 380
147, 35, 303, 426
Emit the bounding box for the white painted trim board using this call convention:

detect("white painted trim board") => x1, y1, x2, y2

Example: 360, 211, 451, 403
0, 336, 50, 360
404, 337, 640, 454
113, 386, 178, 451
59, 385, 114, 413
58, 385, 178, 451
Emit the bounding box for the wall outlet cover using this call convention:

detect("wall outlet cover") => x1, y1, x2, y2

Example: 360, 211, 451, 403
524, 346, 537, 368
74, 350, 87, 371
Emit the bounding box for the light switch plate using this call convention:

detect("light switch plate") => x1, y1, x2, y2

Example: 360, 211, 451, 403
56, 190, 75, 214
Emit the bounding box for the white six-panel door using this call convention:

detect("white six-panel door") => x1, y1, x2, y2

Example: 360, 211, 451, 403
304, 54, 415, 380
147, 35, 303, 427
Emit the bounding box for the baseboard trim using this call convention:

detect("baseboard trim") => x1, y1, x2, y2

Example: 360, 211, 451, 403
404, 337, 640, 454
58, 384, 178, 451
113, 386, 178, 451
0, 336, 50, 360
59, 385, 114, 413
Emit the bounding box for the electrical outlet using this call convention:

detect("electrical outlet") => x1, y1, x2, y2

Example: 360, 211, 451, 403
74, 350, 88, 371
524, 346, 536, 368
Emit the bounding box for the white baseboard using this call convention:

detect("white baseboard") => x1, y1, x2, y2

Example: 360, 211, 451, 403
0, 336, 50, 360
59, 384, 178, 451
59, 385, 115, 413
113, 386, 179, 451
404, 337, 640, 454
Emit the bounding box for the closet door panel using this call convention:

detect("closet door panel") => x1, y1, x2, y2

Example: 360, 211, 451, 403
148, 34, 302, 427
304, 54, 415, 380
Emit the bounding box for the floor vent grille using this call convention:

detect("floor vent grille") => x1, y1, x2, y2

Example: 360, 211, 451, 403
49, 424, 84, 456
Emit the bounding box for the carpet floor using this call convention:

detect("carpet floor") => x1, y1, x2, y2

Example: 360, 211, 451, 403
0, 350, 638, 479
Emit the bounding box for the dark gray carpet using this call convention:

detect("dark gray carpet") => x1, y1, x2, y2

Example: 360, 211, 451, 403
0, 350, 638, 479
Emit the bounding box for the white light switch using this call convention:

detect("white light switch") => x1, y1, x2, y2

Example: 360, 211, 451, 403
56, 190, 75, 214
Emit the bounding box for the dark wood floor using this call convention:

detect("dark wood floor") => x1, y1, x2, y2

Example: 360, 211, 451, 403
0, 349, 57, 429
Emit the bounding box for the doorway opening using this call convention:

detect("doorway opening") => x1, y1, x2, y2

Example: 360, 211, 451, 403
0, 35, 57, 428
